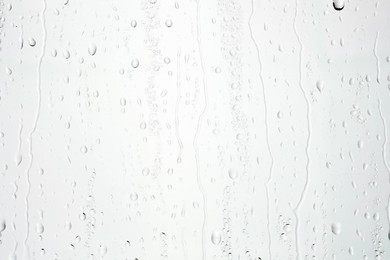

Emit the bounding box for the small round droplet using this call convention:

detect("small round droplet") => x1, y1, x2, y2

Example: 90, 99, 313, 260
131, 20, 137, 28
100, 245, 108, 255
131, 59, 139, 68
63, 50, 70, 59
316, 80, 324, 92
142, 168, 150, 176
80, 146, 88, 154
326, 161, 332, 169
333, 0, 344, 11
36, 223, 44, 234
5, 67, 12, 75
165, 19, 173, 28
0, 219, 6, 232
283, 224, 291, 233
130, 192, 138, 201
331, 222, 341, 235
79, 212, 86, 221
140, 122, 147, 130
15, 154, 22, 166
88, 44, 97, 56
228, 169, 238, 179
211, 231, 221, 245
29, 38, 36, 47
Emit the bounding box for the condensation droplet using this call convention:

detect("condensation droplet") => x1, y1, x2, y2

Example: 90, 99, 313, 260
131, 59, 139, 68
211, 231, 221, 245
29, 37, 36, 47
0, 219, 6, 232
331, 222, 341, 235
228, 168, 238, 179
88, 44, 97, 56
333, 0, 344, 11
80, 146, 88, 154
36, 223, 44, 234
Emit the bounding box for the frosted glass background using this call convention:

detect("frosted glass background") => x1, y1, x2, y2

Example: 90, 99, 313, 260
0, 0, 390, 259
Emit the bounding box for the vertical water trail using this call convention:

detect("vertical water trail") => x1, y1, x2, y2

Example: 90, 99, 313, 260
193, 0, 208, 259
378, 99, 390, 234
17, 119, 23, 164
23, 0, 47, 257
374, 32, 380, 84
181, 227, 188, 260
292, 0, 312, 259
247, 0, 274, 258
175, 49, 183, 163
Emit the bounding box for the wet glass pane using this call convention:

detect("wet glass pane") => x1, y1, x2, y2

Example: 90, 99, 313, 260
0, 0, 390, 259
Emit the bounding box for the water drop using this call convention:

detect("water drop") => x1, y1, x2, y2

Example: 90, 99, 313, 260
211, 231, 221, 245
331, 222, 341, 235
29, 37, 36, 47
316, 80, 324, 92
80, 146, 88, 154
165, 19, 173, 28
5, 67, 12, 75
333, 0, 344, 11
63, 50, 70, 59
130, 193, 138, 201
228, 168, 238, 179
0, 219, 6, 232
88, 44, 97, 56
36, 223, 44, 234
131, 59, 139, 68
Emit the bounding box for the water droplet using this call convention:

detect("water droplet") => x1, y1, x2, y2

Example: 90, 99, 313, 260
140, 122, 147, 130
63, 50, 70, 59
228, 168, 238, 179
80, 146, 88, 154
5, 67, 12, 75
283, 224, 291, 233
29, 38, 36, 47
131, 20, 137, 28
15, 154, 22, 166
333, 0, 344, 11
211, 231, 221, 245
165, 19, 173, 28
130, 192, 138, 201
0, 219, 6, 232
88, 44, 97, 56
316, 80, 324, 92
36, 223, 44, 234
326, 161, 332, 169
131, 59, 139, 68
331, 222, 341, 235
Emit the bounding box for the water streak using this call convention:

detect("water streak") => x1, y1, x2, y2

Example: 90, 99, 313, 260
175, 49, 183, 163
193, 0, 208, 259
23, 0, 47, 257
248, 0, 274, 258
378, 99, 390, 234
374, 31, 380, 84
292, 0, 312, 259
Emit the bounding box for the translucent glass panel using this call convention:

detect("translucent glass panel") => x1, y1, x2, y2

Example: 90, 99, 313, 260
0, 0, 390, 259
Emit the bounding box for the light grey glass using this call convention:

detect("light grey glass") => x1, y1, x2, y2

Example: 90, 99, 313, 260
0, 0, 389, 259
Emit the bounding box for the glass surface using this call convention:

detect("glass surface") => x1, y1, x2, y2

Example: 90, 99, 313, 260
0, 0, 390, 259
